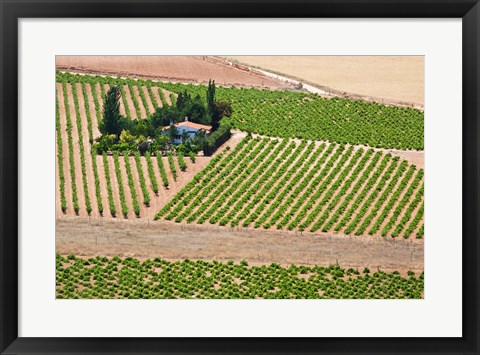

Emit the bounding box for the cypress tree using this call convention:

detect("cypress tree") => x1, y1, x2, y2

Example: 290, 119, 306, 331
100, 85, 122, 137
206, 79, 216, 121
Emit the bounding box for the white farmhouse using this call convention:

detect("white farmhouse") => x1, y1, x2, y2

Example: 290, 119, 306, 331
164, 119, 212, 145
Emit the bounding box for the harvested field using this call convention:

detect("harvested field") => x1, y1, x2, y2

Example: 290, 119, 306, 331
56, 56, 287, 89
226, 56, 424, 106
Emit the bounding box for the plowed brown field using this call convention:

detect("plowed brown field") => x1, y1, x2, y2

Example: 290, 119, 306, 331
56, 56, 287, 89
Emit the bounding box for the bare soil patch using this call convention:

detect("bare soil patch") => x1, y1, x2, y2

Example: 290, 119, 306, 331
56, 217, 423, 274
56, 56, 287, 89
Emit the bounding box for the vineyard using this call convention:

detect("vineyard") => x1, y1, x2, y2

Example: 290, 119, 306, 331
156, 137, 424, 239
157, 81, 424, 150
57, 72, 424, 150
56, 68, 424, 300
55, 73, 210, 219
56, 71, 424, 237
56, 254, 424, 299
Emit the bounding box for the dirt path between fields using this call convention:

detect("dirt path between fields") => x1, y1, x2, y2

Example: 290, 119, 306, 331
56, 217, 423, 274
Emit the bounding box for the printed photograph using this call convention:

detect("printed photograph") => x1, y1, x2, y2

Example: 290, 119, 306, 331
55, 56, 424, 299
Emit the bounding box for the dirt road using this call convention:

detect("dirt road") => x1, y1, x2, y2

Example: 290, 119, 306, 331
56, 217, 423, 273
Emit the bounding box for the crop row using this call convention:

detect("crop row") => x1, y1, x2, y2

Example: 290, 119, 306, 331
56, 254, 424, 299
81, 83, 103, 215
232, 141, 316, 228
214, 139, 293, 226
155, 139, 251, 220
56, 79, 194, 219
368, 165, 416, 235
60, 82, 80, 214
160, 139, 258, 221
71, 83, 92, 215
289, 145, 354, 231
258, 143, 333, 229
113, 152, 129, 217
392, 185, 424, 238
195, 139, 273, 224
55, 96, 67, 213
158, 137, 424, 238
177, 153, 187, 172
340, 156, 397, 234
124, 152, 141, 217
102, 152, 117, 216
57, 71, 424, 150
134, 152, 150, 206
312, 150, 380, 233
145, 153, 159, 194
167, 153, 177, 181
381, 169, 424, 237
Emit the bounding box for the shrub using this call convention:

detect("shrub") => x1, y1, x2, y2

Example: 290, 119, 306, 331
203, 124, 231, 156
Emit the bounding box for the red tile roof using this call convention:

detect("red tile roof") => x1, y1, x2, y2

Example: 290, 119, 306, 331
162, 121, 212, 132
176, 121, 212, 131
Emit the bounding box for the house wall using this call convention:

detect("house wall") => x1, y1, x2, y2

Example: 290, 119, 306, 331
173, 126, 199, 144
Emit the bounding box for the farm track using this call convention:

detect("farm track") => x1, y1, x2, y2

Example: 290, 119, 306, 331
56, 217, 424, 274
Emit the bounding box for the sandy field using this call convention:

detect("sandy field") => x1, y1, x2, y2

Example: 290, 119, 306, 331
226, 56, 424, 106
56, 56, 287, 89
56, 218, 423, 274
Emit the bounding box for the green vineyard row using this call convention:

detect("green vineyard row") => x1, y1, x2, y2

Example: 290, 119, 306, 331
57, 71, 424, 150
157, 137, 424, 238
56, 255, 424, 299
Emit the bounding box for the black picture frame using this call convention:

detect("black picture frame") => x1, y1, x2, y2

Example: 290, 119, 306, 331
1, 1, 479, 354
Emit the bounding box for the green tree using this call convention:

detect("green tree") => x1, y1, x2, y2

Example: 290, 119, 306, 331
212, 101, 233, 131
100, 86, 123, 137
206, 79, 216, 121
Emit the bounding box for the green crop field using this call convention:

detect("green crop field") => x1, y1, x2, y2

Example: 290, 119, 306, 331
57, 72, 424, 150
158, 81, 424, 150
56, 70, 424, 300
56, 254, 424, 299
155, 136, 424, 239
